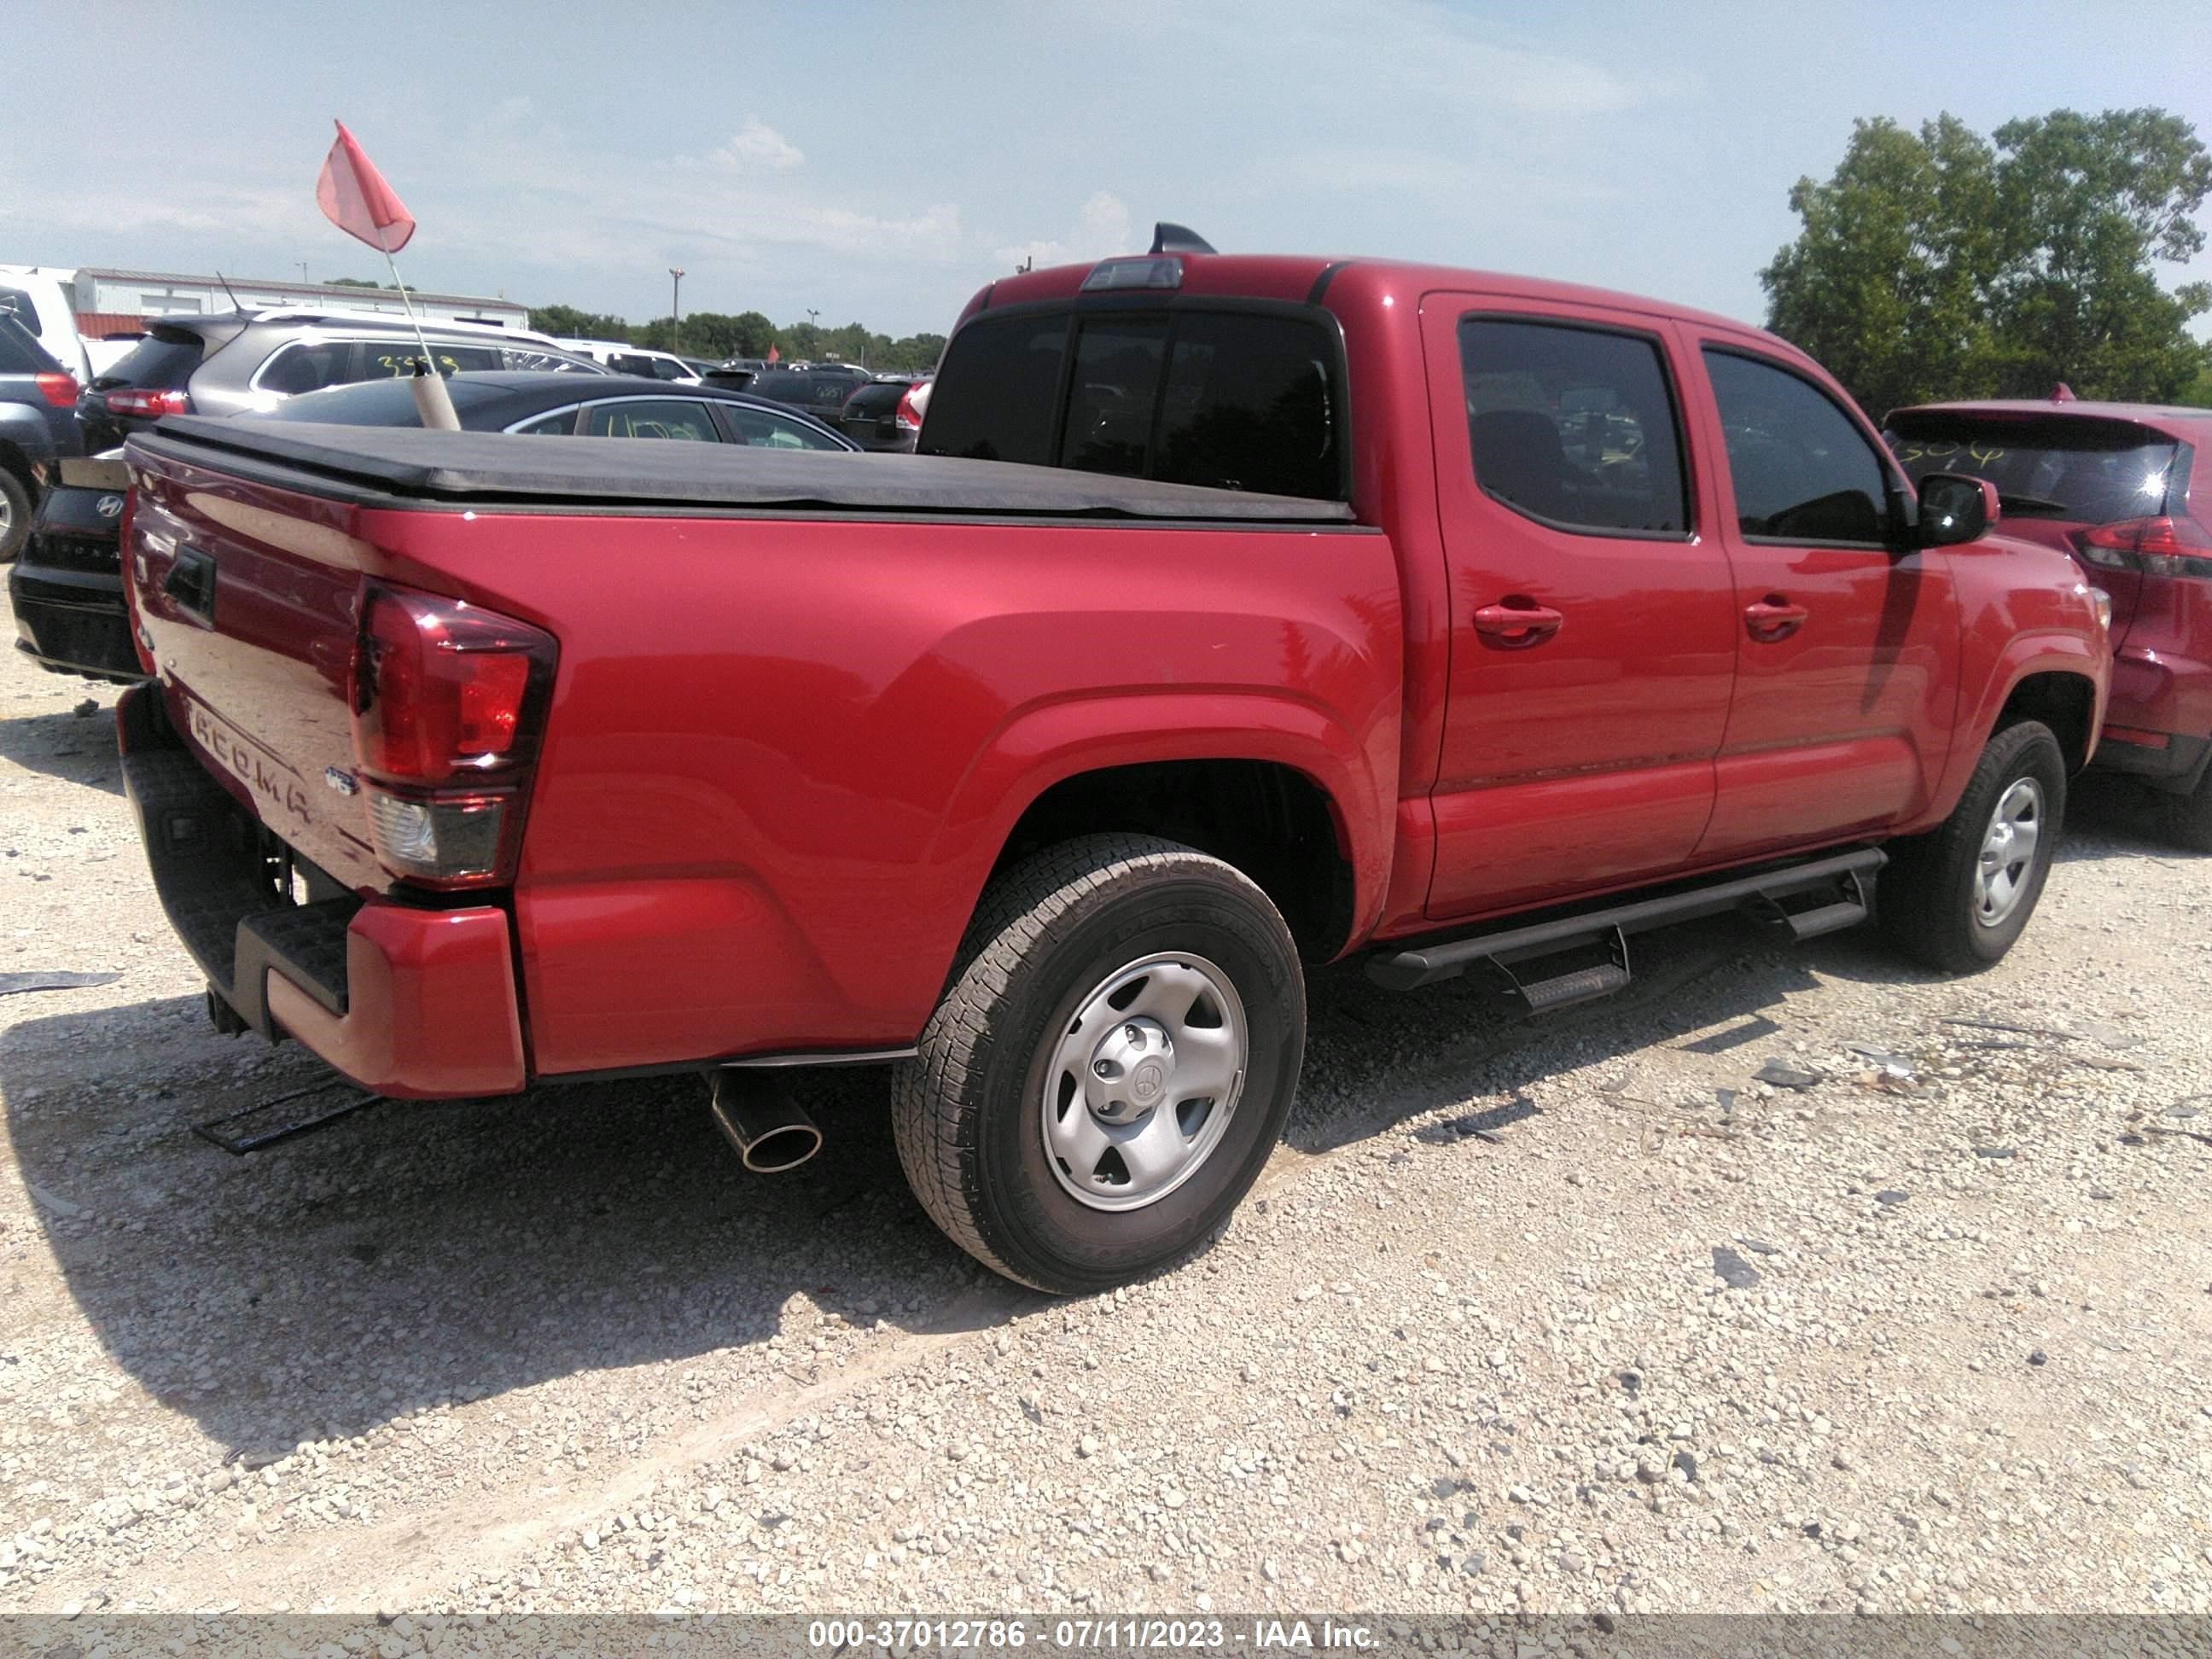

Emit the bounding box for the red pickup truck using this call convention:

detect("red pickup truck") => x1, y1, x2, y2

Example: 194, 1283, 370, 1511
114, 238, 2110, 1293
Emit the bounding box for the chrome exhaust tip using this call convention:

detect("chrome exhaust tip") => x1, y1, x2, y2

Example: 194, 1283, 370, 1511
707, 1071, 823, 1173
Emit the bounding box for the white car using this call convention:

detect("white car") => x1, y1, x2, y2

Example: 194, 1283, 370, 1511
555, 339, 701, 383
0, 266, 94, 383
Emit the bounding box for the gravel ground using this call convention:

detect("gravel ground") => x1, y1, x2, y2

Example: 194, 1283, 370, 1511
3, 585, 2209, 1633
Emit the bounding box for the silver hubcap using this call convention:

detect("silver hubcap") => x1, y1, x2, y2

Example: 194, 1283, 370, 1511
1975, 777, 2044, 927
1040, 953, 1248, 1212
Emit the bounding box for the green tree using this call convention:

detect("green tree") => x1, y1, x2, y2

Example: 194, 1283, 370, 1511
528, 303, 632, 341
1761, 107, 2212, 412
328, 276, 387, 288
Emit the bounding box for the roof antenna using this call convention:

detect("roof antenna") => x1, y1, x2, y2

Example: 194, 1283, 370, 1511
213, 269, 246, 313
1150, 222, 1217, 256
2049, 381, 2076, 403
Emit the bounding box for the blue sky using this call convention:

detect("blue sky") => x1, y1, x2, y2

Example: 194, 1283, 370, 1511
7, 1, 2210, 339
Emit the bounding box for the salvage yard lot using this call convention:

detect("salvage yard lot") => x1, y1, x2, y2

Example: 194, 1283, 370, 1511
1, 587, 2209, 1621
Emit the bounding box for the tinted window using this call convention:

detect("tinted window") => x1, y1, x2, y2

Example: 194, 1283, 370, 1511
648, 358, 691, 381
725, 405, 842, 450
513, 409, 579, 436
1059, 320, 1166, 475
607, 353, 657, 376
921, 315, 1069, 465
1155, 313, 1336, 498
1458, 318, 1687, 533
90, 328, 204, 392
583, 399, 721, 441
0, 287, 40, 334
504, 347, 602, 374
258, 340, 352, 395
0, 315, 52, 374
1704, 350, 1889, 544
1884, 415, 2184, 526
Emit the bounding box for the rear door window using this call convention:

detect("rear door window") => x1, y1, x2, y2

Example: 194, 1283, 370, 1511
258, 341, 352, 395
582, 399, 722, 440
1883, 415, 2185, 525
1458, 317, 1688, 534
723, 405, 843, 450
1703, 348, 1890, 544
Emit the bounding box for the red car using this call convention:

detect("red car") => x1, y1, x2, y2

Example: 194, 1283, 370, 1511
114, 232, 2109, 1292
1886, 393, 2210, 847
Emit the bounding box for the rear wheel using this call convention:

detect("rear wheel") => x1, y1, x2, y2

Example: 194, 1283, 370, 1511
893, 834, 1305, 1295
0, 467, 30, 562
1880, 720, 2066, 972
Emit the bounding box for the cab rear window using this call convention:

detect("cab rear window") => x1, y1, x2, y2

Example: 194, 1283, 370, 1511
1884, 414, 2186, 525
923, 307, 1344, 501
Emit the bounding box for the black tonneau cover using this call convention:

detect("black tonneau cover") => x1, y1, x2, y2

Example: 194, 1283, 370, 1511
131, 417, 1359, 524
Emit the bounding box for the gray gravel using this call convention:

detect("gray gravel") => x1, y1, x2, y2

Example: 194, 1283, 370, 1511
3, 586, 2209, 1621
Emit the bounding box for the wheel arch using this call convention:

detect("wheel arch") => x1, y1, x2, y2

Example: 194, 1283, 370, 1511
931, 692, 1392, 963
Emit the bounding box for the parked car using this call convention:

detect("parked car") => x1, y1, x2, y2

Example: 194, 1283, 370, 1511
835, 375, 931, 452
747, 362, 874, 415
247, 371, 857, 449
0, 312, 81, 561
76, 311, 605, 452
555, 339, 701, 382
1888, 393, 2212, 847
705, 358, 771, 389
9, 454, 137, 681
0, 265, 96, 383
114, 236, 2107, 1295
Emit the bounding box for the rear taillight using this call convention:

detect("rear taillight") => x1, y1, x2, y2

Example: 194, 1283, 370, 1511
347, 584, 557, 889
35, 372, 78, 409
102, 387, 190, 419
2074, 515, 2212, 578
895, 384, 923, 432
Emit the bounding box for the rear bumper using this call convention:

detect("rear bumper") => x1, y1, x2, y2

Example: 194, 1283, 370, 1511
2091, 644, 2212, 794
116, 683, 527, 1098
9, 562, 143, 682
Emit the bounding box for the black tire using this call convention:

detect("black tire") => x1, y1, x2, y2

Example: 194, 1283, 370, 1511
2159, 775, 2212, 853
0, 466, 30, 562
893, 834, 1305, 1295
1879, 719, 2067, 973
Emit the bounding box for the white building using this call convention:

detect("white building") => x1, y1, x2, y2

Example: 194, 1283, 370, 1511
58, 266, 529, 338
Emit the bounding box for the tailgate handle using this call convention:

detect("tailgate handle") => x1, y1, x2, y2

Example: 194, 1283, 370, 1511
164, 547, 217, 622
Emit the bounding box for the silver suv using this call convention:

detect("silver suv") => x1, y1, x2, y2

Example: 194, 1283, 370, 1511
78, 310, 605, 451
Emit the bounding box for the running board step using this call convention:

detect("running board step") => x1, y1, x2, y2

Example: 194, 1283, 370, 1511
1511, 959, 1633, 1013
1368, 847, 1885, 993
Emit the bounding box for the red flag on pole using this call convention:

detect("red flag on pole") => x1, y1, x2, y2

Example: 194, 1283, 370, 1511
316, 121, 416, 253
766, 344, 780, 364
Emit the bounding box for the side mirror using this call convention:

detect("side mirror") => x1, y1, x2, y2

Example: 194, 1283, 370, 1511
1917, 472, 2000, 547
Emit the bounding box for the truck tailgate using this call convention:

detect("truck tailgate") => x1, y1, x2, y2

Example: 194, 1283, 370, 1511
125, 439, 385, 892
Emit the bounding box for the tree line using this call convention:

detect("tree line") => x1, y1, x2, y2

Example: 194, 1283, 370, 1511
523, 302, 947, 373
1762, 107, 2212, 415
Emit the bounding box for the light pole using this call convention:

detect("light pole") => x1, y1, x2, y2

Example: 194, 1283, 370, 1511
806, 307, 820, 360
669, 268, 685, 352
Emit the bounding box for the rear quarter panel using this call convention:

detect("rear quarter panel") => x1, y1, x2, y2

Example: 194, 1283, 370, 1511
1918, 533, 2109, 826
357, 506, 1404, 1074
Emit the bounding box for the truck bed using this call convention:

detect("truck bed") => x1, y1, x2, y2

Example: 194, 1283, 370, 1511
133, 417, 1360, 523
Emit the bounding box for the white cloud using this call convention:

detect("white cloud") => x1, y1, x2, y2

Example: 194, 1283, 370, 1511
703, 119, 804, 174
992, 190, 1132, 272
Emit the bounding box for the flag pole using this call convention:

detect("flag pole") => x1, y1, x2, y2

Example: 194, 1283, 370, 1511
380, 242, 459, 430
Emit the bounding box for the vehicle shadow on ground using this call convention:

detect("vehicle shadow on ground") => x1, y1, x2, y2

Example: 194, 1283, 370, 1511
0, 895, 1950, 1459
0, 705, 127, 796
2057, 777, 2201, 864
